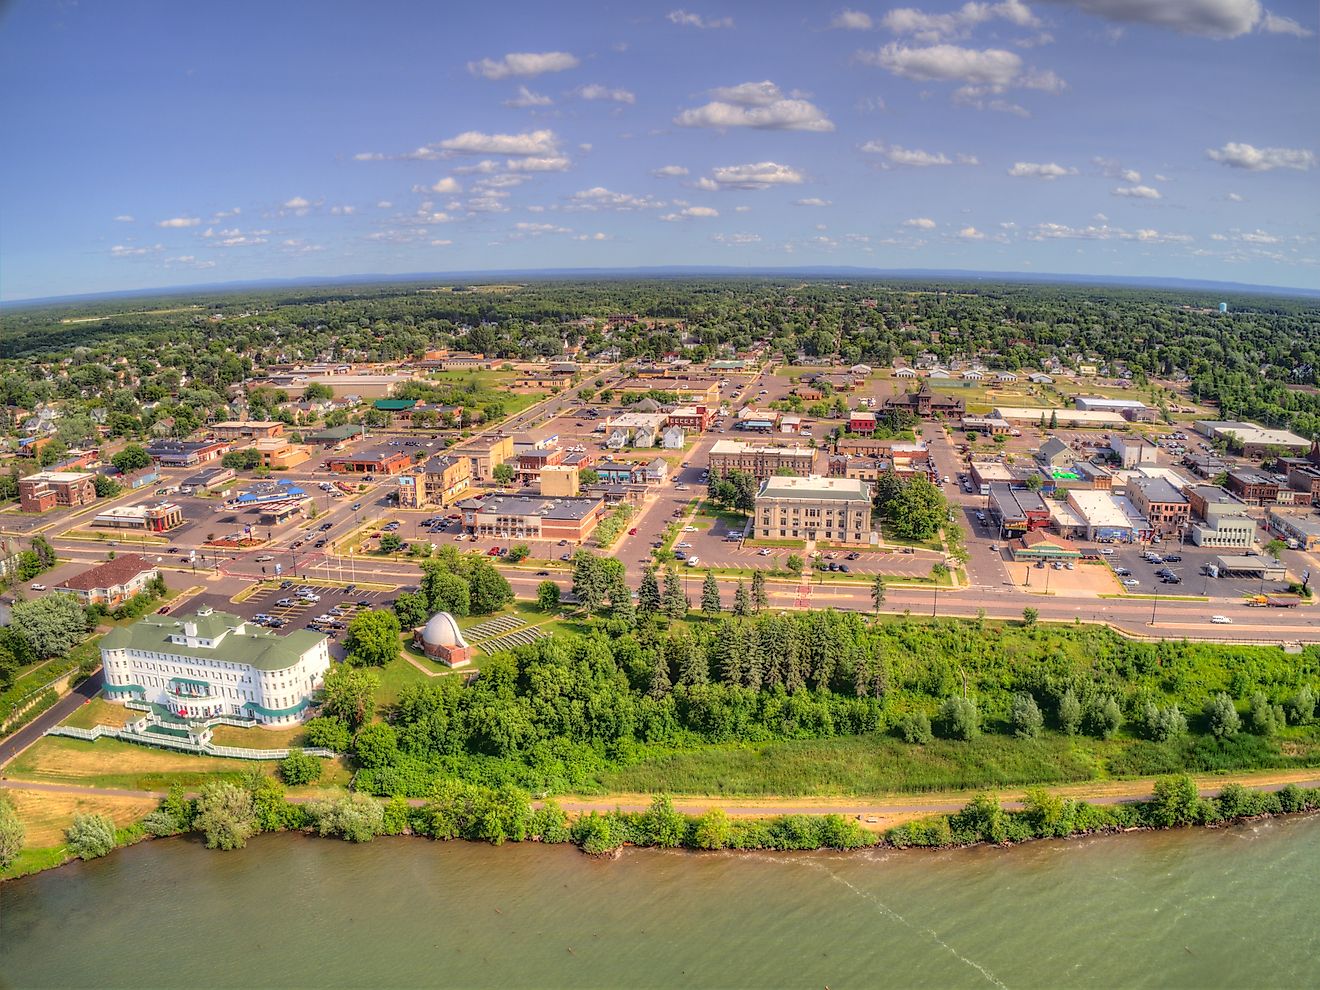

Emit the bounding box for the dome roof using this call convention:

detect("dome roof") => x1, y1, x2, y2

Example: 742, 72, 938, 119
421, 611, 468, 650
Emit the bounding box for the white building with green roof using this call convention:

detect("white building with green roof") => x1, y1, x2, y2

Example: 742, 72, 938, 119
100, 607, 331, 725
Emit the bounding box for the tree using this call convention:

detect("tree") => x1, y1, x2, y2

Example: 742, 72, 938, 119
307, 791, 385, 843
732, 579, 750, 617
303, 382, 335, 402
692, 807, 731, 850
65, 813, 116, 860
1287, 684, 1316, 725
871, 573, 887, 613
572, 551, 609, 616
468, 560, 513, 614
1010, 692, 1044, 738
579, 468, 599, 485
344, 609, 401, 667
885, 476, 946, 541
193, 781, 257, 850
492, 463, 515, 486
1022, 607, 1038, 627
303, 716, 352, 751
93, 475, 121, 498
0, 792, 23, 869
786, 553, 804, 575
638, 567, 661, 617
278, 749, 322, 786
423, 567, 471, 617
898, 710, 933, 744
1248, 692, 1285, 737
111, 444, 151, 473
701, 570, 721, 614
939, 696, 979, 740
1204, 692, 1241, 739
662, 568, 688, 618
1086, 694, 1123, 739
11, 593, 87, 659
319, 664, 378, 730
1150, 774, 1202, 827
1264, 538, 1286, 561
506, 543, 530, 563
379, 533, 403, 553
537, 580, 561, 612
392, 590, 429, 629
1057, 688, 1082, 735
354, 723, 399, 768
750, 569, 768, 613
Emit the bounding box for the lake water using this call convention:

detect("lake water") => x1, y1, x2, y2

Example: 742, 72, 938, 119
2, 815, 1318, 989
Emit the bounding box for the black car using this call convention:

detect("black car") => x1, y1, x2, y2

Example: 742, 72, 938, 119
314, 540, 327, 548
535, 571, 550, 576
838, 564, 850, 573
344, 584, 357, 593
1163, 554, 1182, 562
280, 580, 293, 590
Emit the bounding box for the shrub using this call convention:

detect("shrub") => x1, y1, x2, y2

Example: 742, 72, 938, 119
0, 792, 24, 869
692, 807, 731, 850
938, 696, 979, 741
142, 807, 183, 838
531, 801, 571, 843
279, 749, 322, 786
354, 723, 399, 769
897, 710, 933, 744
303, 716, 352, 752
65, 813, 117, 860
193, 781, 257, 850
307, 792, 385, 842
382, 796, 412, 836
948, 794, 1007, 844
1286, 684, 1315, 726
1204, 693, 1241, 739
1248, 692, 1285, 737
1085, 695, 1122, 739
572, 811, 623, 855
1010, 692, 1044, 739
1057, 688, 1082, 736
1140, 702, 1188, 743
1148, 774, 1203, 827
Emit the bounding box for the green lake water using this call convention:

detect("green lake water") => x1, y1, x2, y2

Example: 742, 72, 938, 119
2, 814, 1318, 988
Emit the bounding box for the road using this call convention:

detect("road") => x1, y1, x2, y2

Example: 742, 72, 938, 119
0, 669, 102, 770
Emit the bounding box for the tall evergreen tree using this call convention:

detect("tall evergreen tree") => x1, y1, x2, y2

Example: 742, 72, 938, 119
751, 569, 768, 614
701, 570, 721, 614
732, 579, 751, 617
662, 568, 688, 619
647, 651, 671, 699
638, 566, 661, 616
871, 573, 887, 613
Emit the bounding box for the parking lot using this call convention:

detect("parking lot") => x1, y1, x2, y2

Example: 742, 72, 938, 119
190, 581, 400, 654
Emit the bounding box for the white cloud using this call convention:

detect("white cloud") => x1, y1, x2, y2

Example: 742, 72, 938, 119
862, 141, 978, 167
576, 84, 636, 104
1226, 192, 1244, 202
568, 187, 664, 211
958, 226, 986, 239
110, 244, 149, 257
506, 155, 572, 172
706, 162, 806, 189
217, 234, 268, 248
453, 160, 501, 174
1007, 161, 1077, 179
712, 232, 762, 244
376, 200, 393, 209
1206, 141, 1316, 171
859, 42, 1064, 103
1028, 221, 1192, 243
667, 9, 734, 28
211, 207, 241, 220
430, 239, 454, 247
832, 8, 874, 29
330, 205, 355, 215
439, 129, 560, 156
903, 217, 937, 229
156, 216, 201, 228
795, 197, 832, 206
1261, 11, 1312, 36
114, 215, 134, 223
477, 174, 531, 189
660, 206, 720, 221
653, 165, 690, 177
283, 196, 310, 209
1240, 228, 1281, 243
882, 0, 1040, 42
675, 80, 834, 132
1039, 0, 1268, 39
573, 232, 611, 241
1113, 184, 1162, 199
734, 205, 752, 212
431, 177, 462, 194
514, 222, 574, 235
467, 51, 579, 80
504, 85, 553, 108
1093, 157, 1142, 182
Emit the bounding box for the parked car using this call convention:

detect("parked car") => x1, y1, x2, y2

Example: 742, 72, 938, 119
628, 528, 638, 536
30, 583, 46, 591
686, 556, 700, 566
1122, 578, 1140, 587
1211, 615, 1232, 624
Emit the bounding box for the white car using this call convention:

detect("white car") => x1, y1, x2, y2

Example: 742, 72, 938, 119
1211, 615, 1233, 624
686, 556, 700, 566
1099, 548, 1115, 555
758, 548, 772, 556
676, 542, 693, 549
30, 583, 46, 591
683, 526, 698, 532
1122, 578, 1139, 587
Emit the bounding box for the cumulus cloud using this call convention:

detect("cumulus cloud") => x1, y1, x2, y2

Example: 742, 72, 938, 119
504, 85, 552, 108
1028, 221, 1192, 243
573, 232, 611, 241
439, 129, 560, 156
514, 222, 573, 235
430, 177, 462, 194
653, 165, 690, 177
706, 162, 806, 189
859, 42, 1064, 109
660, 206, 720, 221
1007, 161, 1078, 178
862, 141, 978, 167
667, 9, 734, 28
958, 226, 986, 239
506, 155, 572, 172
1039, 0, 1276, 39
568, 187, 664, 211
575, 83, 636, 104
283, 196, 310, 209
795, 198, 832, 206
903, 217, 938, 228
110, 244, 151, 257
1206, 141, 1316, 171
882, 0, 1040, 42
156, 216, 201, 228
832, 8, 874, 29
468, 51, 579, 80
1113, 184, 1162, 199
675, 80, 834, 132
114, 215, 135, 222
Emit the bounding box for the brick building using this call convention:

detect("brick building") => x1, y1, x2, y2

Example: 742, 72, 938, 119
18, 471, 97, 512
708, 439, 815, 480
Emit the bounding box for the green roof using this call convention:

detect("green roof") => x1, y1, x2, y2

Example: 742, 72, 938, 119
244, 697, 312, 718
374, 399, 418, 411
101, 610, 325, 672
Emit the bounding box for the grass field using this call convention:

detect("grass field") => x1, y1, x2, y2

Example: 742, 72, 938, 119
59, 697, 140, 730
4, 786, 158, 847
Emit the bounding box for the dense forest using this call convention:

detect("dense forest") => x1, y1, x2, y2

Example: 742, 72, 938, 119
3, 277, 1320, 450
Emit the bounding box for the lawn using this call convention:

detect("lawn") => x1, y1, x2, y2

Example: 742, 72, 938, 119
59, 697, 141, 730
3, 786, 158, 848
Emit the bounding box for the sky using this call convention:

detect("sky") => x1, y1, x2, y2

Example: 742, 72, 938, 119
1, 0, 1317, 302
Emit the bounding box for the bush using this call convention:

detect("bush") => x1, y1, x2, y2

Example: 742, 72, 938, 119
1248, 692, 1285, 737
1140, 702, 1188, 743
193, 781, 257, 850
1286, 684, 1315, 726
65, 813, 117, 860
303, 716, 352, 752
897, 710, 933, 744
571, 811, 622, 855
938, 696, 979, 740
306, 792, 386, 842
1204, 693, 1241, 739
1010, 693, 1044, 739
0, 792, 24, 869
354, 723, 399, 769
1149, 774, 1204, 827
1057, 688, 1082, 735
531, 801, 571, 843
692, 807, 731, 850
279, 749, 323, 786
1085, 695, 1123, 740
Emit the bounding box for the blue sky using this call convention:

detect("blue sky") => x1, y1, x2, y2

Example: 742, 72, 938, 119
1, 0, 1316, 301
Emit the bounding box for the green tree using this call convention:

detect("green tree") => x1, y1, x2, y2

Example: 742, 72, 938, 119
344, 609, 401, 667
692, 807, 731, 849
536, 579, 561, 612
1150, 774, 1202, 827
0, 792, 24, 869
898, 710, 933, 744
354, 723, 399, 768
701, 570, 721, 614
492, 463, 515, 486
1057, 688, 1082, 735
278, 749, 322, 786
379, 533, 403, 553
750, 569, 768, 613
1204, 692, 1241, 739
885, 476, 946, 541
65, 813, 116, 860
638, 566, 661, 617
1086, 694, 1123, 739
193, 781, 257, 850
939, 696, 979, 740
1287, 684, 1316, 725
307, 792, 385, 842
1010, 692, 1044, 738
1248, 692, 1285, 737
732, 579, 750, 617
93, 474, 121, 498
641, 795, 688, 848
392, 590, 429, 629
871, 573, 887, 613
111, 444, 151, 473
319, 664, 378, 730
572, 551, 609, 616
1022, 606, 1038, 627
303, 716, 352, 751
662, 567, 688, 618
11, 593, 87, 659
786, 553, 804, 575
468, 560, 513, 614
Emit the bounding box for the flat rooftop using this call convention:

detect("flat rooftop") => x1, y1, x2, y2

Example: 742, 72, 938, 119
757, 475, 871, 502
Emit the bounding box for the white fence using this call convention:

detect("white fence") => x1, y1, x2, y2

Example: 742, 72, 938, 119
46, 723, 336, 761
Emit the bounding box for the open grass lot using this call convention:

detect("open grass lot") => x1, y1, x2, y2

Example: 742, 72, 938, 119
4, 786, 158, 847
422, 369, 546, 416
6, 735, 351, 791
59, 697, 141, 730
207, 722, 308, 749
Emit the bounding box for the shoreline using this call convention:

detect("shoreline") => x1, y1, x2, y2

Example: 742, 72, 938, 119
6, 774, 1319, 884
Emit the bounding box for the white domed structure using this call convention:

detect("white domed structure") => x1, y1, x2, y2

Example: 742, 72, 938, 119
414, 611, 473, 668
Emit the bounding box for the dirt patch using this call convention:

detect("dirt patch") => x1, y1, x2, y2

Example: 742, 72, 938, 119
1008, 559, 1122, 597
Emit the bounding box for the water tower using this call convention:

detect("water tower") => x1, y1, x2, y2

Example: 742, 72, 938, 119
1219, 302, 1228, 314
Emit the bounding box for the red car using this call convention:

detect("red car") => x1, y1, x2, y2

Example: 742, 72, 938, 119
487, 546, 501, 556
628, 527, 638, 536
